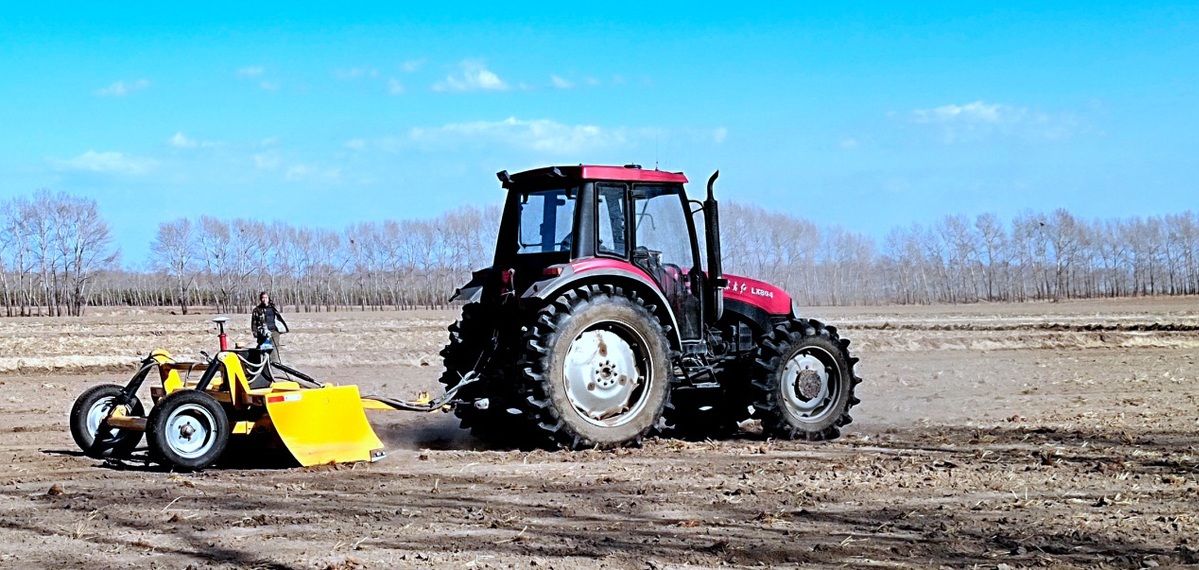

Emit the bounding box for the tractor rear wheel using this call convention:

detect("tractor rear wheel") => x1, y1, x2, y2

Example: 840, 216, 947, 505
515, 285, 672, 450
70, 384, 145, 458
749, 319, 861, 441
438, 303, 526, 443
146, 390, 229, 471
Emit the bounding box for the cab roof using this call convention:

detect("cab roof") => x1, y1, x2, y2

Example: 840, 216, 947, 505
507, 164, 688, 185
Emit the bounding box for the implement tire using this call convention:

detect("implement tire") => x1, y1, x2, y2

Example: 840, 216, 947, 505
70, 384, 144, 458
146, 390, 229, 471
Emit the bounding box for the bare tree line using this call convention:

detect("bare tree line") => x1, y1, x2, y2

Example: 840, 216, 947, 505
2, 189, 1198, 316
721, 203, 1199, 305
0, 191, 116, 316
102, 206, 501, 314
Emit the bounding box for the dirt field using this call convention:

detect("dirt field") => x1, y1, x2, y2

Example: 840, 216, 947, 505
1, 298, 1197, 568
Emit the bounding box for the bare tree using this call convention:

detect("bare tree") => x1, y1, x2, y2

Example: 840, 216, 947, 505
150, 218, 198, 314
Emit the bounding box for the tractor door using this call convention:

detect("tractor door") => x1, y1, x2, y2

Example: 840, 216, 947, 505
630, 184, 703, 340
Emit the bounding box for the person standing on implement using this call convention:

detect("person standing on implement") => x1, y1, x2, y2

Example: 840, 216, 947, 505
251, 291, 289, 364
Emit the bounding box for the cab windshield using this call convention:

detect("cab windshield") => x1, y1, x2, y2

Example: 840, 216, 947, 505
516, 187, 578, 254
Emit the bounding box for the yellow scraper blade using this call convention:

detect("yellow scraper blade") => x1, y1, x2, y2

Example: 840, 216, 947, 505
264, 385, 386, 467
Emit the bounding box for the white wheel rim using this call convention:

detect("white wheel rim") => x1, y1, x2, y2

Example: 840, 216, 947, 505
780, 346, 838, 423
86, 397, 121, 442
562, 321, 653, 427
165, 403, 217, 459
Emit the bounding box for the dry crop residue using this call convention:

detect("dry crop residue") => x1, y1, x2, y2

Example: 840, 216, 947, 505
0, 297, 1196, 568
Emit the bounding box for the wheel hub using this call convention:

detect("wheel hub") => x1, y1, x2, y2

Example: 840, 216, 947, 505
563, 329, 645, 425
165, 404, 216, 459
86, 398, 120, 441
796, 369, 823, 400
781, 352, 831, 416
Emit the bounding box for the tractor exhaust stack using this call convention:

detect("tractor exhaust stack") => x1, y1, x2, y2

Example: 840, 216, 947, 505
704, 170, 726, 322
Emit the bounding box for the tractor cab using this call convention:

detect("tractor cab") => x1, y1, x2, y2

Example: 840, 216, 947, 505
487, 164, 724, 342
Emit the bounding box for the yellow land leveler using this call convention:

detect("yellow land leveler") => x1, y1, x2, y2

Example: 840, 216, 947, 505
69, 318, 479, 470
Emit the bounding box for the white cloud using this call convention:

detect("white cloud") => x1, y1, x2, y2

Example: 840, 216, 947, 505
368, 118, 728, 156
236, 66, 277, 90
839, 136, 860, 149
253, 151, 281, 170
399, 59, 425, 73
433, 60, 508, 92
285, 163, 341, 183
344, 138, 367, 151
252, 147, 339, 183
335, 67, 379, 80
550, 75, 574, 89
387, 78, 405, 95
168, 132, 220, 149
285, 164, 311, 180
407, 117, 621, 154
911, 101, 1010, 124
908, 100, 1079, 143
95, 79, 150, 97
54, 150, 155, 175
169, 132, 197, 148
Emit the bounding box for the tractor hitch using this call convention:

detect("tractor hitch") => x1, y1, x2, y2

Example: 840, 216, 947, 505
361, 371, 482, 412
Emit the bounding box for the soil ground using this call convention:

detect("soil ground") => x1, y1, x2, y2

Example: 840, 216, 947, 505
0, 297, 1197, 568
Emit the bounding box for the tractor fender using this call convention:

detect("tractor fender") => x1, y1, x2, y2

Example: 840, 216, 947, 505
449, 268, 493, 303
721, 297, 775, 334
522, 263, 683, 349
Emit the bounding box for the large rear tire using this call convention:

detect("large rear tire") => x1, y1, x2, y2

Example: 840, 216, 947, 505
146, 390, 229, 471
438, 303, 527, 443
515, 285, 672, 449
70, 384, 144, 458
749, 319, 861, 441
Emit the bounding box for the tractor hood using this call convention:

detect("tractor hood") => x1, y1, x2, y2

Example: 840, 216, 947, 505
722, 273, 792, 316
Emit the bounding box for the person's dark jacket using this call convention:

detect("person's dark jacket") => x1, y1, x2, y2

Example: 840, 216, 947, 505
251, 302, 288, 339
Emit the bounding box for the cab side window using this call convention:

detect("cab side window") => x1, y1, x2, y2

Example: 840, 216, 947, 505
596, 183, 628, 257
632, 185, 693, 269
631, 184, 702, 339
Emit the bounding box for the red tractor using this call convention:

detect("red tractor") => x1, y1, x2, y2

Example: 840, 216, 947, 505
440, 165, 861, 449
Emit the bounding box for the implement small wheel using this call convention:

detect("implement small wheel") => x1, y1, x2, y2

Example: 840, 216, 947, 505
70, 384, 145, 458
146, 391, 229, 471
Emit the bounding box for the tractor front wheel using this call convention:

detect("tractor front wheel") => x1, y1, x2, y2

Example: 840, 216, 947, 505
749, 319, 861, 441
146, 390, 229, 471
70, 384, 144, 458
516, 285, 672, 449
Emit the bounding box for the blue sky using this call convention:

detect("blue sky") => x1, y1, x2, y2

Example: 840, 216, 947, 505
1, 2, 1196, 266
